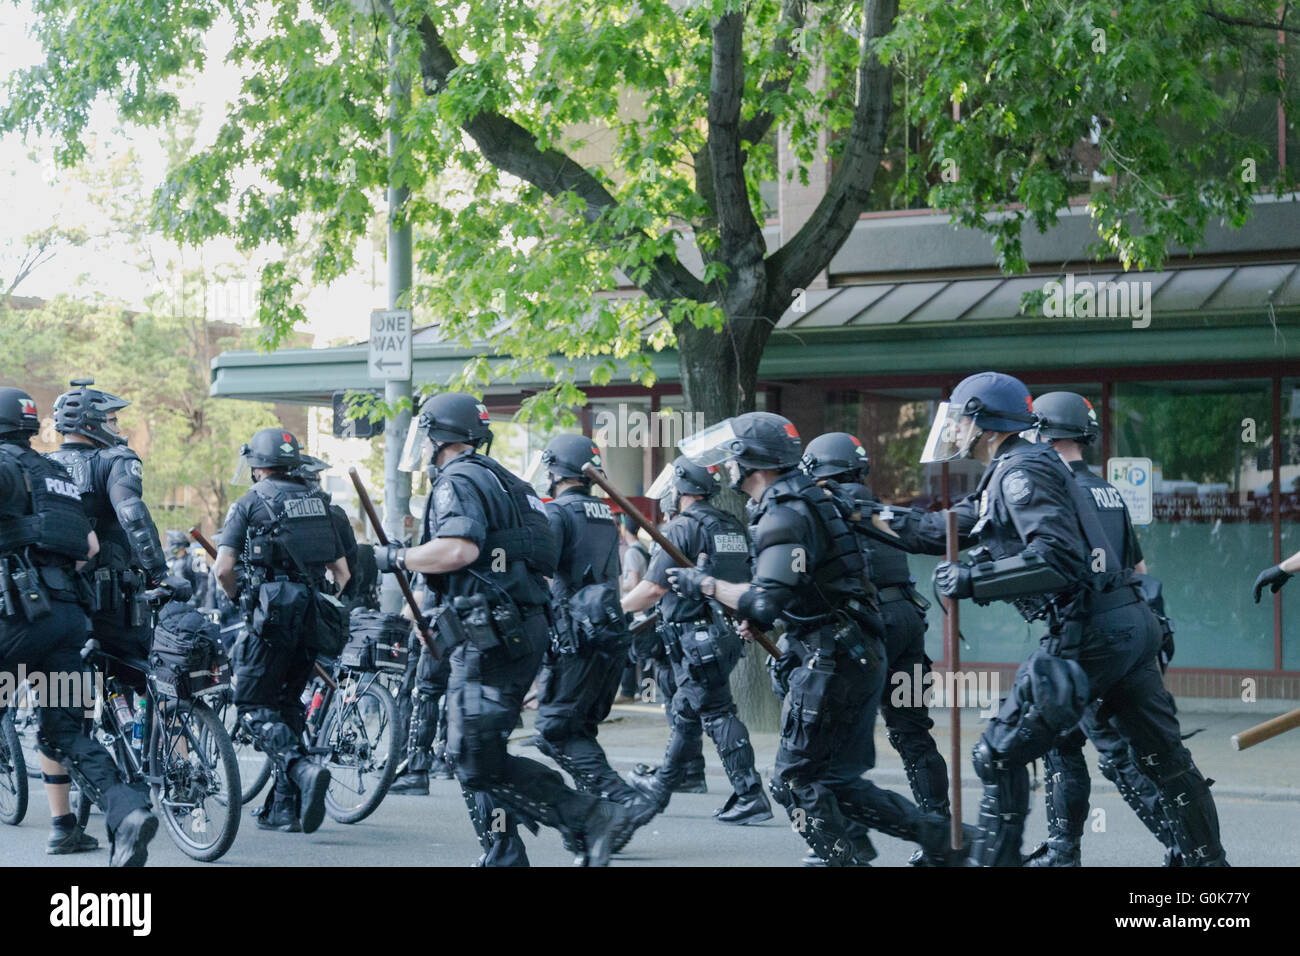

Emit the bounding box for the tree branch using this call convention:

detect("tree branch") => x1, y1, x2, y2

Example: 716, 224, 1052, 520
709, 10, 765, 272
378, 1, 708, 304
1204, 1, 1300, 34
764, 0, 899, 314
738, 0, 807, 147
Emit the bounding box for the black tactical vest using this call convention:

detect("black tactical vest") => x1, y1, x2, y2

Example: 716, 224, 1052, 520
661, 503, 751, 624
839, 481, 912, 587
46, 444, 132, 571
0, 443, 93, 563
763, 471, 866, 609
549, 489, 621, 599
1068, 461, 1136, 570
244, 478, 339, 571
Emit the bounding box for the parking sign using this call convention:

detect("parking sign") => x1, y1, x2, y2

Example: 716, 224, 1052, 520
1106, 457, 1154, 525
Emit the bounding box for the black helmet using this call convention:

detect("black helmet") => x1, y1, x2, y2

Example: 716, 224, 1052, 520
802, 432, 870, 480
293, 454, 330, 487
679, 411, 802, 494
242, 427, 303, 469
1032, 392, 1100, 444
418, 392, 492, 446
0, 387, 40, 438
53, 378, 129, 447
165, 530, 190, 551
542, 433, 604, 482
646, 455, 721, 504
949, 372, 1035, 433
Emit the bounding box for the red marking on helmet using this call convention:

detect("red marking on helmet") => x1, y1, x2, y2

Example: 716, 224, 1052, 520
20, 400, 36, 416
477, 404, 490, 420
850, 435, 861, 446
282, 432, 293, 443
1083, 398, 1094, 410
1024, 396, 1033, 411
783, 423, 799, 438
590, 445, 599, 455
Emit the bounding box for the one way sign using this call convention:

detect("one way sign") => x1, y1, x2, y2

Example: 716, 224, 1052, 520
368, 309, 412, 381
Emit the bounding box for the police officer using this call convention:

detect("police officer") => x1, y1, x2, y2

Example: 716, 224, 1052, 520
531, 434, 657, 833
42, 379, 169, 855
378, 394, 631, 865
212, 427, 346, 834
873, 372, 1226, 866
166, 531, 206, 605
669, 412, 955, 866
801, 432, 950, 839
1024, 391, 1180, 866
294, 455, 378, 612
620, 457, 771, 824
0, 387, 158, 865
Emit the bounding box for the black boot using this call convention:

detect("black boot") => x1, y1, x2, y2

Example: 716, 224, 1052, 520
289, 759, 331, 834
254, 786, 302, 832
389, 771, 431, 795
632, 761, 706, 794
47, 813, 99, 855
578, 801, 633, 867
713, 788, 773, 825
1024, 838, 1081, 867
109, 808, 158, 867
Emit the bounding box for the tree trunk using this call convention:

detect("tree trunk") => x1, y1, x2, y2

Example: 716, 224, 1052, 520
676, 314, 782, 731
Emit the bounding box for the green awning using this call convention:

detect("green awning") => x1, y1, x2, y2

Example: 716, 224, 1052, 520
211, 261, 1300, 405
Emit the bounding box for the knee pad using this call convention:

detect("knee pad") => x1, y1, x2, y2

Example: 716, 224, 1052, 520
972, 740, 1000, 786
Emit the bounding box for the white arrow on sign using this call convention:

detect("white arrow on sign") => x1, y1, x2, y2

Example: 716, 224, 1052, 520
368, 309, 413, 381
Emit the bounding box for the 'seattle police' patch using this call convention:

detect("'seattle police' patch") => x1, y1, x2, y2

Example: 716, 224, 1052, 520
1004, 470, 1032, 504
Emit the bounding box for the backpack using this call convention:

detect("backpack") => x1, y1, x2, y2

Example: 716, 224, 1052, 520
149, 602, 230, 699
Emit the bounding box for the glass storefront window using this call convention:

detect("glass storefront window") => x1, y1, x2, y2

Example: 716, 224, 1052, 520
1114, 379, 1274, 671
1277, 378, 1300, 670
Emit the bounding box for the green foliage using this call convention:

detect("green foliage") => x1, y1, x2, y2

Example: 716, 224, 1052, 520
0, 295, 280, 529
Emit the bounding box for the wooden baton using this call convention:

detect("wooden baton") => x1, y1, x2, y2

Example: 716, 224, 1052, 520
1231, 706, 1300, 751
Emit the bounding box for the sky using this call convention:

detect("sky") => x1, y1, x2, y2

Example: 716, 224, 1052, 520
0, 2, 385, 348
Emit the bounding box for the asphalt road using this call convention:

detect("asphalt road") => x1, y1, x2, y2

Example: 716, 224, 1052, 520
3, 703, 1297, 867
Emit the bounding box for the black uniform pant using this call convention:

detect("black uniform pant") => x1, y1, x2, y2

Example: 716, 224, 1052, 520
535, 634, 642, 806
90, 600, 151, 694
397, 638, 451, 773
446, 612, 601, 859
655, 630, 760, 803
0, 598, 149, 832
231, 615, 315, 804
878, 596, 949, 815
770, 630, 935, 865
651, 655, 706, 782
972, 599, 1225, 866
1043, 700, 1179, 857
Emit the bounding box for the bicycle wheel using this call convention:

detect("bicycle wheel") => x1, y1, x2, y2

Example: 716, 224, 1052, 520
0, 712, 28, 825
218, 693, 272, 805
11, 683, 43, 779
149, 698, 242, 862
322, 677, 399, 824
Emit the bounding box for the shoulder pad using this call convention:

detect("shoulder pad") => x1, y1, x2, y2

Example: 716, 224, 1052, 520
752, 503, 808, 551
100, 445, 140, 464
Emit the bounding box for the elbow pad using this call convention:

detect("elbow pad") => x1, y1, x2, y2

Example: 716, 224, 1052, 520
117, 496, 167, 579
969, 551, 1068, 602
737, 585, 783, 630
0, 466, 24, 516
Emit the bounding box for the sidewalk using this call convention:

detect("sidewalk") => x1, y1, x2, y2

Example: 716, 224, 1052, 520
576, 699, 1300, 801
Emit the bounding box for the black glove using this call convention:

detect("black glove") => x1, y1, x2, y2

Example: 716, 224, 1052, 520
666, 566, 711, 601
934, 561, 972, 600
1252, 565, 1291, 603
375, 542, 406, 574
157, 575, 193, 605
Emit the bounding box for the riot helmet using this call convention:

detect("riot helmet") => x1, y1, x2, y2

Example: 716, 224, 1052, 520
678, 411, 802, 494
1032, 391, 1100, 445
232, 427, 303, 485
0, 388, 40, 440
398, 392, 493, 475
920, 372, 1036, 463
645, 455, 721, 512
539, 433, 604, 497
802, 432, 870, 481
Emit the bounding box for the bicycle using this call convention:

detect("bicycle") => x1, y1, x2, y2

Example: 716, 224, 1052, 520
207, 619, 275, 806
71, 593, 242, 862
0, 707, 26, 825
302, 657, 400, 824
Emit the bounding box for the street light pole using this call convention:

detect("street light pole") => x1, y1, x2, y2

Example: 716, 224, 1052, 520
382, 29, 412, 614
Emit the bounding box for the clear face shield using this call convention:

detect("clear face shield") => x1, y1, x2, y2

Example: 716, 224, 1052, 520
231, 445, 254, 486
645, 464, 675, 501
919, 402, 980, 464
397, 419, 433, 473
677, 419, 740, 467
521, 450, 549, 496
